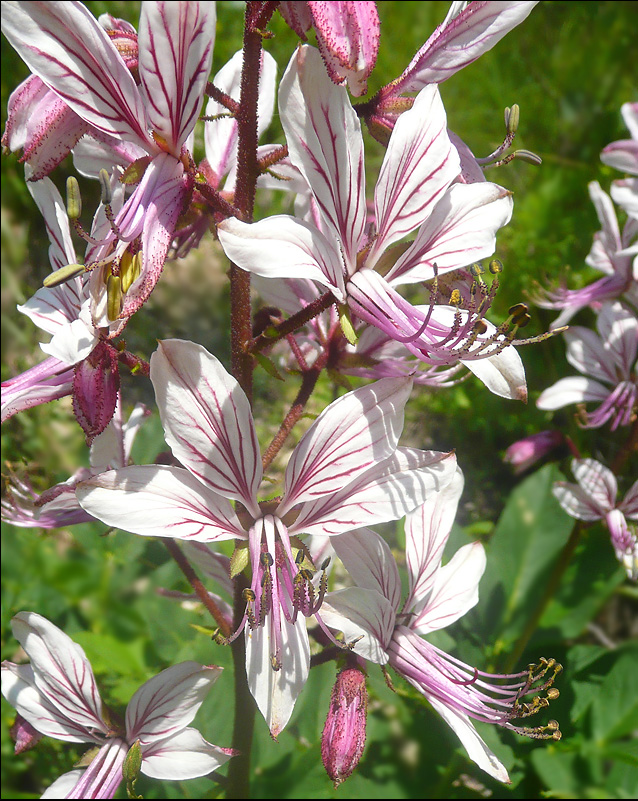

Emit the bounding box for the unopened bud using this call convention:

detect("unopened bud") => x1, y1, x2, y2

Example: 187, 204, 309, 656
322, 667, 367, 788
66, 176, 82, 220
122, 740, 143, 784
10, 715, 43, 755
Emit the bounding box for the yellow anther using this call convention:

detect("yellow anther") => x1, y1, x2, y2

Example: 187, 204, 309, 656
450, 289, 461, 306
106, 274, 122, 321
242, 588, 256, 603
119, 251, 141, 293
489, 259, 503, 274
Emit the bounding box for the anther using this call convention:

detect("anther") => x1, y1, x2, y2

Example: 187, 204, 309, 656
260, 552, 274, 568
106, 274, 122, 321
66, 177, 82, 220
98, 169, 112, 205
504, 104, 520, 135
242, 588, 256, 603
450, 289, 461, 306
43, 263, 87, 288
489, 259, 503, 274
320, 558, 331, 571
119, 251, 141, 294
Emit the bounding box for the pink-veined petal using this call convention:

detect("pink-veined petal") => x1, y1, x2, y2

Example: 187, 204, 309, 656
563, 326, 612, 383
394, 1, 538, 92
138, 1, 216, 154
126, 662, 222, 743
386, 182, 513, 285
412, 541, 486, 635
1, 1, 151, 149
621, 480, 638, 519
370, 85, 459, 262
537, 376, 610, 411
76, 465, 245, 542
321, 587, 394, 661
141, 726, 233, 780
245, 615, 310, 738
1, 662, 104, 743
217, 214, 345, 300
428, 696, 510, 784
331, 528, 402, 611
290, 448, 457, 538
279, 45, 366, 272
552, 482, 605, 521
571, 459, 617, 512
279, 377, 412, 514
404, 468, 464, 617
151, 339, 262, 514
8, 612, 105, 736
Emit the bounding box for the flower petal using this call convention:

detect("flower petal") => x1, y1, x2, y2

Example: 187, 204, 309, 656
370, 84, 459, 262
138, 1, 216, 154
320, 587, 394, 661
245, 616, 310, 738
463, 345, 527, 401
290, 448, 457, 537
537, 376, 610, 410
385, 182, 513, 285
217, 214, 345, 300
330, 528, 401, 612
141, 726, 233, 780
404, 467, 464, 617
279, 377, 412, 514
279, 45, 366, 272
412, 541, 486, 635
7, 612, 105, 736
126, 662, 222, 743
76, 465, 245, 542
1, 1, 151, 148
151, 340, 262, 514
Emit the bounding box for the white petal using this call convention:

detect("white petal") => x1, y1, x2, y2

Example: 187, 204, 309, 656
291, 449, 457, 538
217, 215, 345, 300
537, 376, 609, 410
151, 340, 262, 514
127, 662, 222, 743
138, 2, 215, 153
463, 345, 527, 401
412, 542, 486, 635
40, 770, 85, 798
552, 482, 604, 521
77, 465, 244, 542
320, 587, 395, 662
404, 468, 464, 617
141, 727, 232, 780
245, 616, 309, 738
279, 377, 412, 513
8, 612, 105, 735
371, 85, 459, 261
572, 458, 617, 512
279, 45, 366, 273
428, 696, 510, 784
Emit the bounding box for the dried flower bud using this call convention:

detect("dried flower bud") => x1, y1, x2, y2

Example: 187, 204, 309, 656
321, 666, 367, 787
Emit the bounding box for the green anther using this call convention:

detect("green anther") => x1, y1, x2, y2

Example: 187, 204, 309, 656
98, 169, 112, 205
107, 274, 122, 321
66, 176, 82, 220
43, 263, 86, 288
505, 104, 520, 134
338, 305, 358, 345
513, 149, 542, 166
489, 259, 503, 274
120, 251, 141, 293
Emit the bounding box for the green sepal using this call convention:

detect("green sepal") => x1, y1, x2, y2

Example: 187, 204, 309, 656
230, 543, 250, 579
255, 352, 284, 381
338, 305, 358, 345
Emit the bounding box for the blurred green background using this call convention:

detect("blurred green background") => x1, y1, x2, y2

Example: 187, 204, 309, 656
2, 2, 637, 798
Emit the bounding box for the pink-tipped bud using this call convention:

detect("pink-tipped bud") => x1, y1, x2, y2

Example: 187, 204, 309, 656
11, 715, 43, 754
321, 667, 367, 787
72, 342, 120, 444
281, 2, 380, 97
504, 430, 564, 475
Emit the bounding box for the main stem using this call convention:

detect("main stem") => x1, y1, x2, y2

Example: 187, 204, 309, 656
226, 3, 276, 797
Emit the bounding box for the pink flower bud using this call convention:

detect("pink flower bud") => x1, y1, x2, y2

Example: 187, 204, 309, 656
11, 714, 43, 754
72, 342, 120, 444
504, 430, 564, 474
281, 2, 380, 97
321, 666, 367, 787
